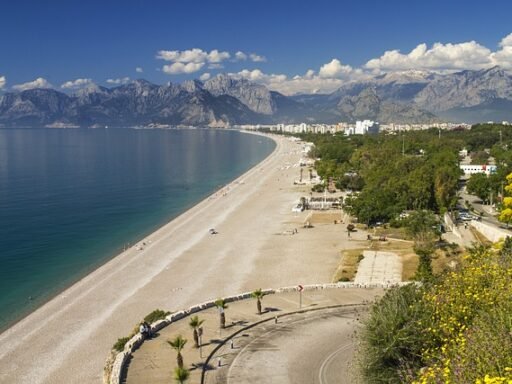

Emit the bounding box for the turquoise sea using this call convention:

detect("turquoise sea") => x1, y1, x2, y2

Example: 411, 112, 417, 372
0, 128, 275, 331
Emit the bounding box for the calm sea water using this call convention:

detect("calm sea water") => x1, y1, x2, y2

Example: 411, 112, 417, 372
0, 128, 275, 331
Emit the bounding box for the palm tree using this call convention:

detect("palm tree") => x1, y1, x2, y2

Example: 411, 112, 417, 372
188, 315, 205, 348
173, 367, 190, 384
214, 298, 228, 328
251, 288, 265, 314
167, 335, 187, 368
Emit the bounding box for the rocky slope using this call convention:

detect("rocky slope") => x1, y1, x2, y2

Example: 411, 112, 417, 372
2, 68, 512, 127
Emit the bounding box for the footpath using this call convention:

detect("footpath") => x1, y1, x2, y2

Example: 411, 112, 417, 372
122, 287, 386, 384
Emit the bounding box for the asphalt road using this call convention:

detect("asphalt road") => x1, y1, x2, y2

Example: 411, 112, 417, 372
221, 307, 363, 384
459, 189, 512, 230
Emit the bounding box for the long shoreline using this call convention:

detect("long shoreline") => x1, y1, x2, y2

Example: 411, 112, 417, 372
0, 128, 275, 334
0, 130, 362, 383
0, 130, 292, 383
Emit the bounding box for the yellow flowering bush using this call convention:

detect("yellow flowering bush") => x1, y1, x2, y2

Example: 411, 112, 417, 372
360, 240, 512, 383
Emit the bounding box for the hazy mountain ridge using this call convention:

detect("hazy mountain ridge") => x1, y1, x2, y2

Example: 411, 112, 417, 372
1, 68, 512, 126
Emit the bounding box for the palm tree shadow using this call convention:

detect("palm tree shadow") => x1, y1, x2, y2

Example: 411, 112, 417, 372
225, 320, 249, 328
195, 362, 214, 371
263, 307, 281, 313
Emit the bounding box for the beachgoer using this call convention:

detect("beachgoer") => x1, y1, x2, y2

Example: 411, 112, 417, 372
140, 322, 151, 338
144, 322, 152, 338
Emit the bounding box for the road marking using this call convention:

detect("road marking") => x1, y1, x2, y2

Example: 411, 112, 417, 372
318, 342, 353, 384
223, 308, 360, 384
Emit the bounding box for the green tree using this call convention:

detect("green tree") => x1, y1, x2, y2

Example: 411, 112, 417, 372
167, 335, 187, 368
173, 367, 190, 384
434, 165, 460, 212
214, 299, 228, 329
188, 316, 204, 348
466, 173, 491, 203
405, 210, 438, 239
470, 150, 489, 165
405, 210, 438, 281
251, 289, 265, 314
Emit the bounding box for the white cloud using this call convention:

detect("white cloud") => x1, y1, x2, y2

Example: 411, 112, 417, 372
228, 68, 345, 95
365, 41, 493, 72
249, 53, 266, 62
491, 33, 512, 70
304, 69, 315, 79
500, 33, 512, 48
199, 73, 211, 81
61, 78, 93, 89
156, 48, 230, 64
0, 76, 6, 89
157, 48, 206, 63
13, 77, 53, 91
319, 59, 357, 78
163, 62, 205, 74
106, 77, 130, 85
235, 51, 247, 61
156, 48, 268, 74
135, 67, 143, 73
207, 49, 230, 63
156, 48, 231, 75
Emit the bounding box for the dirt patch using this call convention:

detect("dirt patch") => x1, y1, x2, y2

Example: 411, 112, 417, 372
333, 249, 366, 282
401, 253, 419, 281
431, 243, 463, 274
306, 211, 345, 225
469, 227, 493, 246
372, 226, 410, 240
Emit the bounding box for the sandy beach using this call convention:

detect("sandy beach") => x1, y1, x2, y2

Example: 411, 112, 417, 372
0, 133, 362, 383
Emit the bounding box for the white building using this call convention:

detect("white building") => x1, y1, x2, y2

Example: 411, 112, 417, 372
460, 164, 497, 176
349, 120, 380, 135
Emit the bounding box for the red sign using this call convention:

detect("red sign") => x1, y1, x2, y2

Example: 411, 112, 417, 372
298, 284, 304, 292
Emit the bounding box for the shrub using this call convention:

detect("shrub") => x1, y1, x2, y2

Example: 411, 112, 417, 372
113, 337, 130, 352
144, 309, 171, 324
359, 244, 512, 383
338, 277, 350, 282
357, 284, 436, 383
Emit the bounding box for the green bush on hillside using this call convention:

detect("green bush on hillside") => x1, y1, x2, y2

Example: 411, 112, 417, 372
358, 241, 512, 383
113, 337, 130, 352
144, 309, 171, 324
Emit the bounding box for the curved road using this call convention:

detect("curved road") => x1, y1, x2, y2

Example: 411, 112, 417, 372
209, 307, 363, 384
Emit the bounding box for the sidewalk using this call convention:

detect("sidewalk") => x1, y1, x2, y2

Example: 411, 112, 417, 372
124, 288, 383, 384
444, 223, 477, 248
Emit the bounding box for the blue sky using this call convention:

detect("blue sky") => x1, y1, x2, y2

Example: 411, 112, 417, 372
2, 0, 512, 94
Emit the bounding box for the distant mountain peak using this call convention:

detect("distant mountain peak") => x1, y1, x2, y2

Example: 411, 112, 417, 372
4, 66, 512, 127
74, 83, 107, 96
181, 79, 204, 93
204, 73, 276, 115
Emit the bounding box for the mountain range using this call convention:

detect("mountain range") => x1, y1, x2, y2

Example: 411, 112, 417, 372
1, 67, 512, 127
